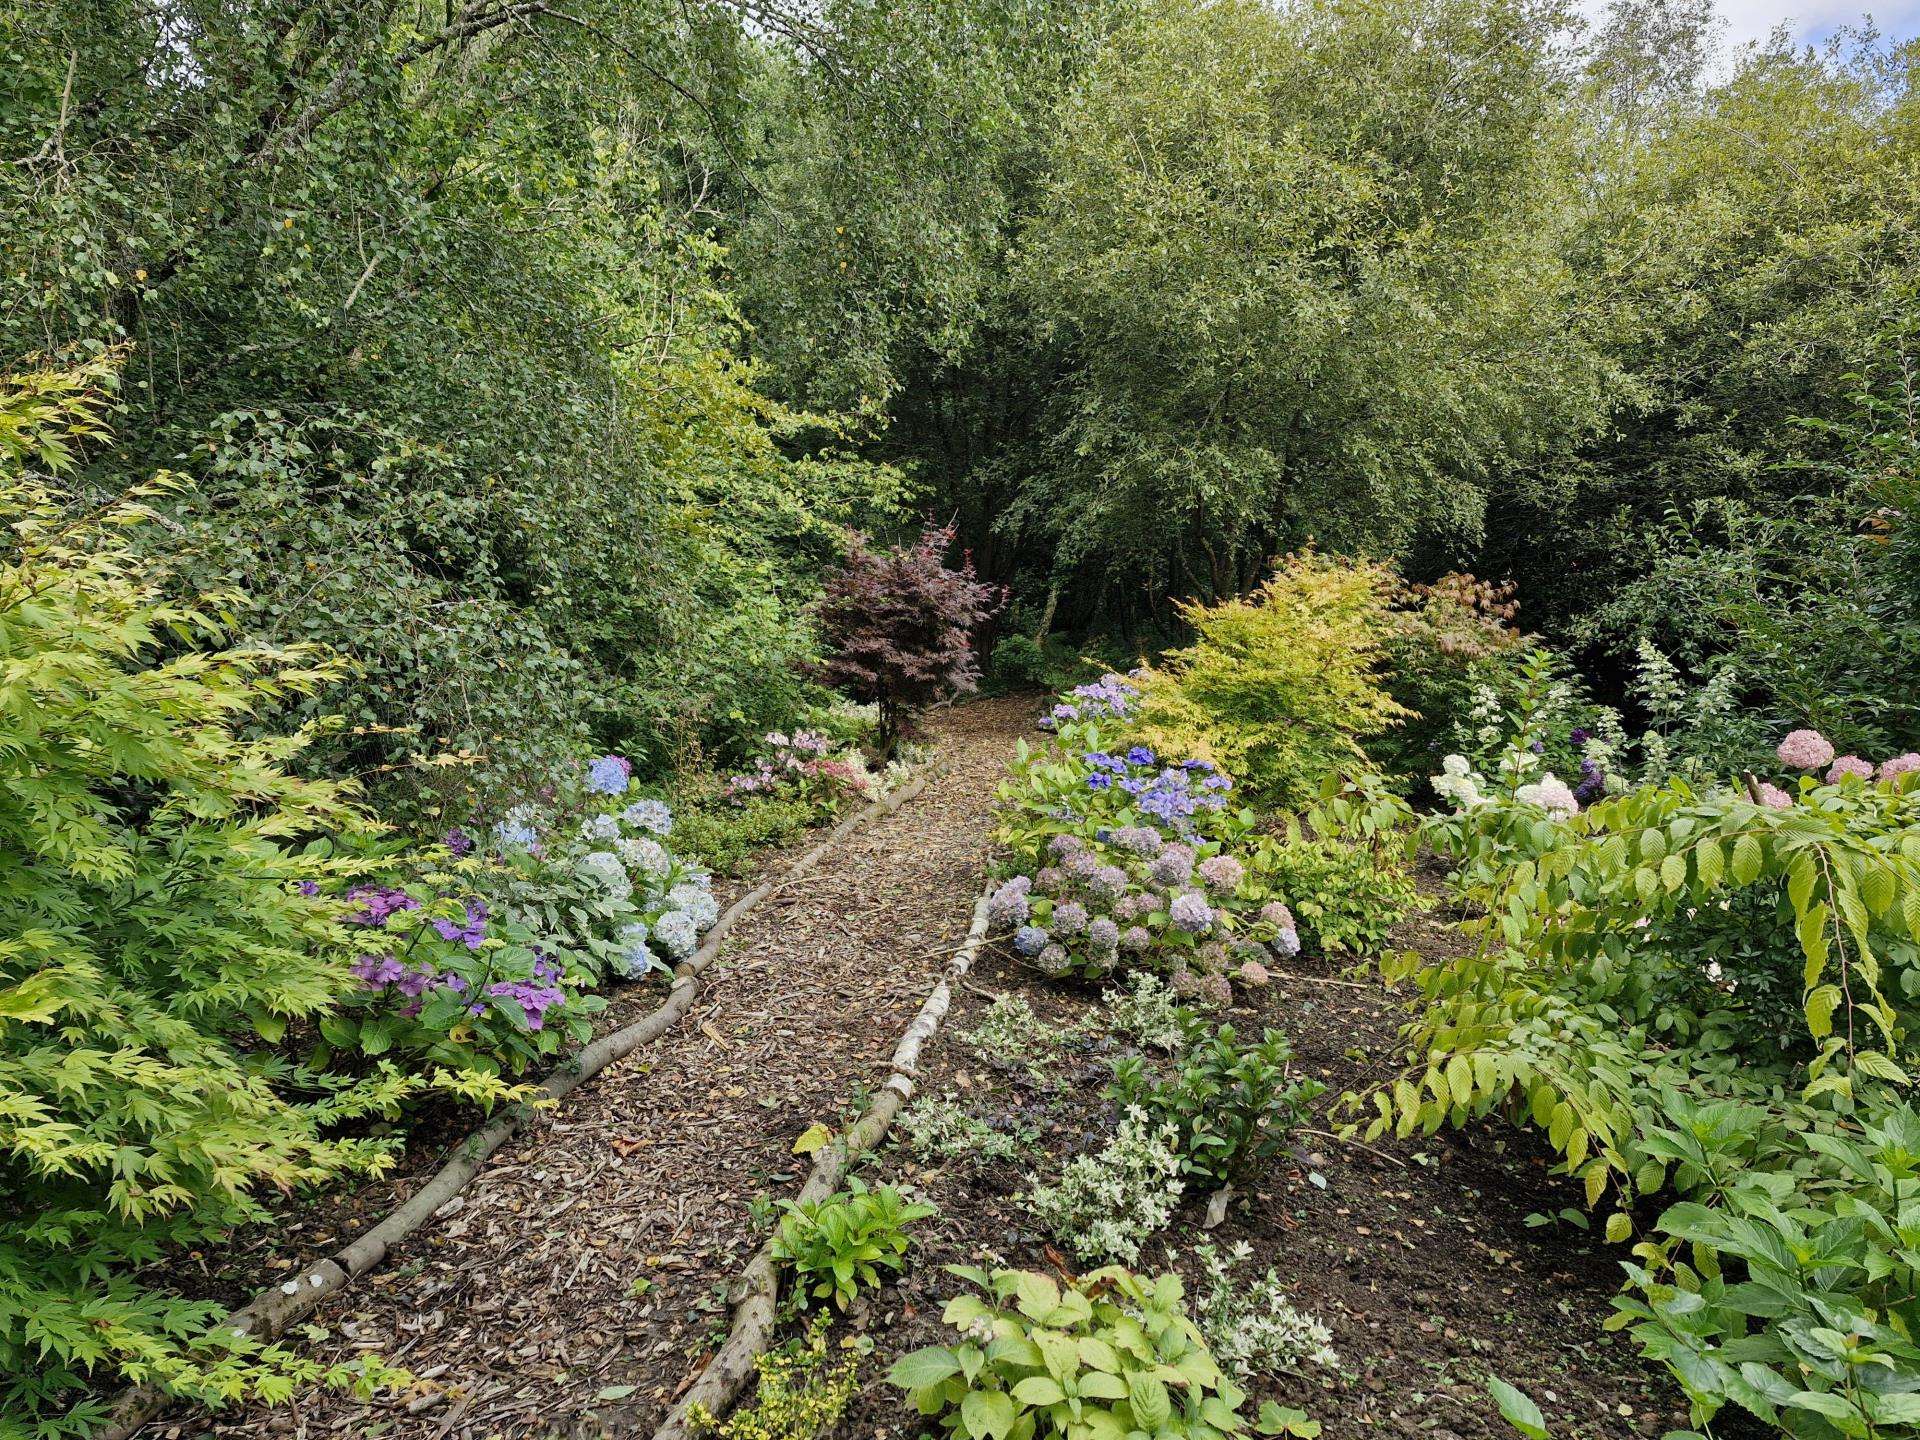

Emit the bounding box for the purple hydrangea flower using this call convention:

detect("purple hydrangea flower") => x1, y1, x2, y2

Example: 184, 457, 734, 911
1013, 925, 1050, 957
344, 886, 420, 927
1120, 925, 1152, 952
1149, 845, 1195, 887
1049, 834, 1086, 857
1271, 927, 1301, 959
296, 879, 320, 897
1126, 746, 1157, 767
1036, 943, 1072, 975
1259, 901, 1294, 929
1088, 864, 1128, 901
1088, 917, 1120, 952
1052, 901, 1089, 936
430, 898, 489, 950
444, 827, 474, 857
1113, 826, 1163, 857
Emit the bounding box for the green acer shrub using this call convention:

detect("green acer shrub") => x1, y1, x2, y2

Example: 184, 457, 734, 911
0, 361, 424, 1434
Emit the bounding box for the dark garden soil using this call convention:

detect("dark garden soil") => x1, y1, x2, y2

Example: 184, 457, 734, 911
155, 700, 1730, 1440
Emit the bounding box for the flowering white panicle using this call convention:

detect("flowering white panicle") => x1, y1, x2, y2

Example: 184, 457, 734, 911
576, 850, 633, 902
1515, 773, 1579, 819
652, 910, 699, 961
1430, 754, 1484, 810
1023, 1107, 1185, 1264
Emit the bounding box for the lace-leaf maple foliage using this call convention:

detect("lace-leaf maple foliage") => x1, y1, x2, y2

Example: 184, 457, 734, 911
813, 525, 1005, 746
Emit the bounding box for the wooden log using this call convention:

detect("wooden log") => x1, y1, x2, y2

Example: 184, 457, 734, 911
649, 890, 994, 1440
89, 766, 944, 1440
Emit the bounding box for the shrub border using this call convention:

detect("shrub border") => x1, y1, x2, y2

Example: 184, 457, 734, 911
91, 764, 945, 1440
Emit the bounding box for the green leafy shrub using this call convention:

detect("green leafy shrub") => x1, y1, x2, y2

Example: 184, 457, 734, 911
888, 1264, 1295, 1440
1239, 832, 1415, 956
1108, 1024, 1323, 1188
689, 1317, 857, 1440
1373, 572, 1531, 782
672, 794, 819, 875
1130, 554, 1411, 808
769, 1181, 936, 1311
1364, 744, 1920, 1433
0, 361, 431, 1431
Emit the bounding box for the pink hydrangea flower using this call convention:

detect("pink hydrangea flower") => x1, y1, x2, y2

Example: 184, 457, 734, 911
1777, 729, 1835, 770
1196, 854, 1245, 893
1237, 959, 1271, 987
1756, 782, 1792, 809
1827, 755, 1874, 783
1878, 753, 1920, 782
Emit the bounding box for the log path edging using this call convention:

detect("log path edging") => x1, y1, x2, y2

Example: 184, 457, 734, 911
92, 765, 946, 1440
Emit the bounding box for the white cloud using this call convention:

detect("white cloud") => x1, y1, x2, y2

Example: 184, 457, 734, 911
1576, 0, 1920, 55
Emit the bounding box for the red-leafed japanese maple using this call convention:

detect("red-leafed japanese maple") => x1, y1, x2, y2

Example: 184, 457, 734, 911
816, 525, 1005, 748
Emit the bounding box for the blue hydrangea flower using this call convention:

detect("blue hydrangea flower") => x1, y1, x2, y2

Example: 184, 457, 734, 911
1013, 925, 1049, 957
1126, 746, 1157, 766
622, 798, 674, 835
1087, 772, 1112, 791
1271, 927, 1302, 959
494, 818, 540, 849
585, 755, 633, 795
653, 910, 699, 961
1170, 892, 1214, 934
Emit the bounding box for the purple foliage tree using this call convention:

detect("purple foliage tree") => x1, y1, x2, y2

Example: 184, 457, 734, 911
815, 524, 1005, 748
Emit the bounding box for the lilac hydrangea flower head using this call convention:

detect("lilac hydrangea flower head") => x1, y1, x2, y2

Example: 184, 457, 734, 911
1088, 917, 1120, 953
1756, 782, 1792, 810
988, 881, 1031, 929
1087, 772, 1112, 791
444, 828, 473, 857
1113, 826, 1163, 857
1149, 844, 1195, 887
1126, 745, 1157, 767
1065, 849, 1100, 880
585, 754, 633, 795
1777, 729, 1836, 770
1827, 755, 1874, 783
1238, 958, 1271, 986
1052, 901, 1089, 936
351, 952, 405, 986
1088, 864, 1128, 902
1170, 892, 1214, 934
1259, 901, 1295, 929
1034, 866, 1065, 892
1036, 943, 1072, 976
1196, 855, 1245, 893
1120, 925, 1152, 952
1049, 833, 1086, 858
1013, 925, 1050, 957
1271, 927, 1301, 958
1114, 893, 1151, 921
1201, 974, 1233, 1007
1879, 753, 1920, 782
297, 879, 320, 897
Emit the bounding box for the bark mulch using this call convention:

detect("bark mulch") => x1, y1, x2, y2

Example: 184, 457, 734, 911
169, 698, 1034, 1440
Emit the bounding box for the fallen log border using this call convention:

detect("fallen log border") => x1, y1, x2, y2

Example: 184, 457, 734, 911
92, 764, 945, 1440
649, 887, 996, 1440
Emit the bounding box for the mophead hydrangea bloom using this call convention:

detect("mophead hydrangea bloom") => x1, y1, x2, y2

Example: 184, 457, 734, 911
1777, 729, 1835, 770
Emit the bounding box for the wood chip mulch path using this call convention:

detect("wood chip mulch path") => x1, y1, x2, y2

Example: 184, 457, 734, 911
178, 697, 1036, 1440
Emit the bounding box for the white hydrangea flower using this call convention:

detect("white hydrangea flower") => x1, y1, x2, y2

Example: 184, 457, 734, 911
576, 849, 633, 902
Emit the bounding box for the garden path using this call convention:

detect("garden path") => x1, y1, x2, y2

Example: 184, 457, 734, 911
194, 699, 1034, 1440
